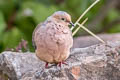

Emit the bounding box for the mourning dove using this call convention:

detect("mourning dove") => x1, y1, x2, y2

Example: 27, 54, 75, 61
32, 11, 74, 68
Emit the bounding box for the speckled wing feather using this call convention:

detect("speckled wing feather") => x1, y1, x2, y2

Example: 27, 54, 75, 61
32, 23, 43, 50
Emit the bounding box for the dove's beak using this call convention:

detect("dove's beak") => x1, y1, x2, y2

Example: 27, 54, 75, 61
69, 22, 74, 27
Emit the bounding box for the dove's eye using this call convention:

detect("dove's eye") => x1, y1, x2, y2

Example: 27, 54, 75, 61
61, 18, 66, 21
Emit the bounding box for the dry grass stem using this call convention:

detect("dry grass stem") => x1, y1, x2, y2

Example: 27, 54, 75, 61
77, 23, 105, 43
74, 0, 100, 26
71, 0, 105, 43
72, 18, 88, 36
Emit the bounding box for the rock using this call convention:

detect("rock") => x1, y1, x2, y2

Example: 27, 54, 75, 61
73, 33, 120, 48
0, 41, 120, 80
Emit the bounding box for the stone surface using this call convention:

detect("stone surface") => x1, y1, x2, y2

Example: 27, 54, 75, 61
0, 41, 120, 80
73, 33, 120, 48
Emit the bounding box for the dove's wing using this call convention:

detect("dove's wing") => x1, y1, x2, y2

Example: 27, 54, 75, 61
32, 23, 43, 50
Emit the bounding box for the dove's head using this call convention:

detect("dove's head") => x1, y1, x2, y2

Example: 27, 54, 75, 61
50, 11, 74, 26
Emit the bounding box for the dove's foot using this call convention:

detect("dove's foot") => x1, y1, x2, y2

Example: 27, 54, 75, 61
58, 61, 68, 67
45, 62, 49, 68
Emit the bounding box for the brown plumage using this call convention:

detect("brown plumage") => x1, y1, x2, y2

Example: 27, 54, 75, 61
32, 11, 73, 68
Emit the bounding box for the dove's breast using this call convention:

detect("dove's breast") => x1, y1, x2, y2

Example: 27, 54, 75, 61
34, 21, 73, 63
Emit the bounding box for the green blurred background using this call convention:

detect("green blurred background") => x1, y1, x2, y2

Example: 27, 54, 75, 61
0, 0, 120, 52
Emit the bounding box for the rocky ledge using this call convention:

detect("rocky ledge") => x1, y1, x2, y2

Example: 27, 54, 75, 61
0, 41, 120, 80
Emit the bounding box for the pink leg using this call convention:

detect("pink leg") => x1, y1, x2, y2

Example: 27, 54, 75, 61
58, 61, 68, 67
58, 62, 62, 67
62, 61, 68, 65
45, 62, 48, 68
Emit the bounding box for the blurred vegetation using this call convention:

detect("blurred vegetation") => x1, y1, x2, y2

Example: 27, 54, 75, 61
0, 0, 120, 52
